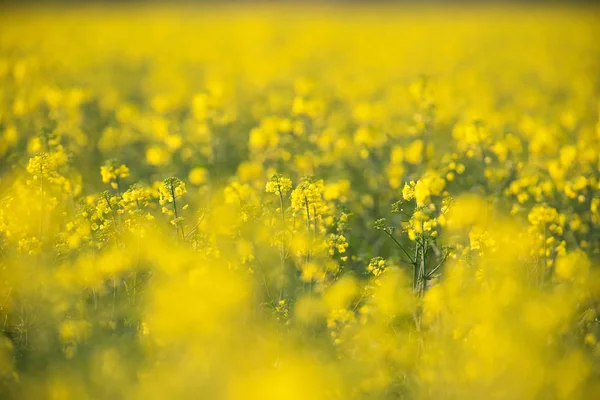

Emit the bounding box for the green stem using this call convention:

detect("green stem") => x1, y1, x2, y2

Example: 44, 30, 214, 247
420, 233, 426, 298
386, 231, 416, 264
278, 191, 286, 301
414, 238, 419, 291
170, 185, 183, 239
304, 196, 312, 265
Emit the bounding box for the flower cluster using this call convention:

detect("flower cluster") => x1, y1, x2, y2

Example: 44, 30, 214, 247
402, 172, 446, 207
265, 173, 293, 196
367, 257, 387, 277
100, 159, 130, 188
159, 177, 187, 205
290, 176, 326, 223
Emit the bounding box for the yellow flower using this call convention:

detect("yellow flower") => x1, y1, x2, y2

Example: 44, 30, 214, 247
146, 146, 169, 166
405, 140, 424, 164
265, 174, 293, 196
100, 160, 129, 184
290, 176, 325, 218
414, 180, 431, 206
402, 182, 415, 201
189, 167, 208, 186
159, 177, 187, 204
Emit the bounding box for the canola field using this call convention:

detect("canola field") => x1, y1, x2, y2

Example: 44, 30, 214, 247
0, 5, 599, 399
